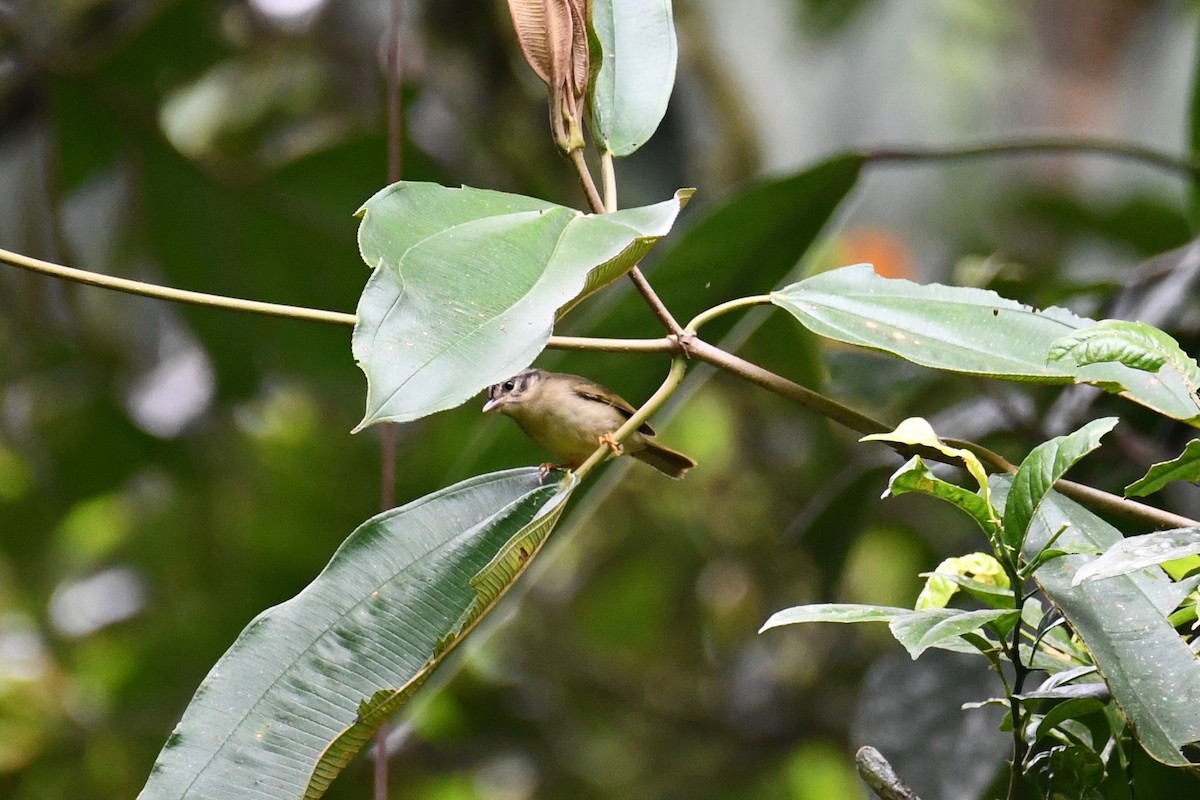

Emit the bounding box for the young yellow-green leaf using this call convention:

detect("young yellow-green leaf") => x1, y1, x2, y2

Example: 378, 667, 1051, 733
1001, 417, 1118, 556
1071, 528, 1200, 586
884, 456, 999, 540
772, 266, 1200, 426
353, 182, 690, 428
1126, 439, 1200, 497
588, 0, 677, 157
916, 553, 1010, 610
139, 469, 574, 800
861, 417, 995, 516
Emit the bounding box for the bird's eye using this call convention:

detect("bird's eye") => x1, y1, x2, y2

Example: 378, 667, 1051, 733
502, 380, 515, 392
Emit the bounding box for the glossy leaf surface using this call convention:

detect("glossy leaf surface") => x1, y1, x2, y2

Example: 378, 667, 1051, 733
139, 469, 573, 800
1072, 528, 1200, 586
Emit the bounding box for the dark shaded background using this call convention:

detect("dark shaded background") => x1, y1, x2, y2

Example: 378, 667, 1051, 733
2, 1, 1199, 798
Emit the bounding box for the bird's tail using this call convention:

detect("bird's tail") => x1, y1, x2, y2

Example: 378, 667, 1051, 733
632, 441, 697, 479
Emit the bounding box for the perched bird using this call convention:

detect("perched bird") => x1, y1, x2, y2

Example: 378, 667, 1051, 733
483, 368, 696, 479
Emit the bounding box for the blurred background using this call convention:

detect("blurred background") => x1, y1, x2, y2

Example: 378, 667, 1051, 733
2, 1, 1200, 798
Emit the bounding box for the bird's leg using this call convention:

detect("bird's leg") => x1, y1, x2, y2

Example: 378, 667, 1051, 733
537, 462, 563, 482
598, 433, 623, 455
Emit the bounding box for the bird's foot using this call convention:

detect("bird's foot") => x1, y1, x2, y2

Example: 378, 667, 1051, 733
598, 433, 623, 455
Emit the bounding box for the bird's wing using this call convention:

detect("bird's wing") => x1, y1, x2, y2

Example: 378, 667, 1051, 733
571, 385, 657, 436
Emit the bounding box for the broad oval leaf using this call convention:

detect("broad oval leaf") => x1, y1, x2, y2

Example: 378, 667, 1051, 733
1001, 417, 1118, 555
588, 0, 677, 157
772, 266, 1200, 425
139, 468, 574, 800
1126, 439, 1200, 497
353, 182, 690, 428
993, 476, 1200, 766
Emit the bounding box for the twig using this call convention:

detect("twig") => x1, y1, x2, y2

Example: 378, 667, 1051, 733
0, 247, 357, 326
4, 245, 1194, 531
855, 747, 922, 800
573, 358, 687, 480
545, 335, 674, 353
864, 137, 1200, 180
685, 337, 1200, 530
567, 148, 687, 338
600, 150, 617, 213
569, 149, 606, 214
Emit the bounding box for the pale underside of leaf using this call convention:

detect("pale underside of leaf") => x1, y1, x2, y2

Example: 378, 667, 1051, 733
304, 480, 574, 799
772, 265, 1200, 426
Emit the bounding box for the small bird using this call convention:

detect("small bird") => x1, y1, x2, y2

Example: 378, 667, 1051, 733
483, 368, 696, 479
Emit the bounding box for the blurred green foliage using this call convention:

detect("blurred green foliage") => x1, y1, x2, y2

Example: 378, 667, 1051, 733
1, 1, 1199, 799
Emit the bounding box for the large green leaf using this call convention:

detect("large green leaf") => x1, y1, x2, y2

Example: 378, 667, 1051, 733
1001, 418, 1118, 555
771, 266, 1200, 425
138, 469, 574, 800
588, 0, 677, 157
352, 182, 690, 428
993, 477, 1200, 766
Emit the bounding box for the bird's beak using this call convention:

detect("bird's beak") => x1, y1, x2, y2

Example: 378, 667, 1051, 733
482, 396, 504, 413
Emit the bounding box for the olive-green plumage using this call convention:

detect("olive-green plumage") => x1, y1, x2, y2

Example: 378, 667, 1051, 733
483, 368, 696, 479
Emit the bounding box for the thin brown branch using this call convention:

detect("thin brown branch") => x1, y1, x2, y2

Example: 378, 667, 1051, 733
864, 136, 1200, 180
688, 337, 1200, 530
565, 148, 686, 337
0, 247, 357, 326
